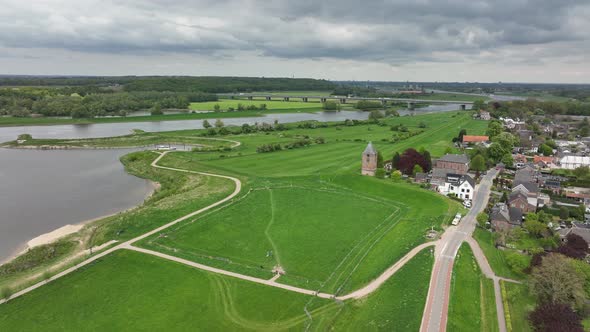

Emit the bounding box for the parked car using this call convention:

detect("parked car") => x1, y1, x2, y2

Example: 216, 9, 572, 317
463, 200, 472, 208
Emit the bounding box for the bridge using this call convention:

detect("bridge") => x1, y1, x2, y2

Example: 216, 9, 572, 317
219, 93, 474, 110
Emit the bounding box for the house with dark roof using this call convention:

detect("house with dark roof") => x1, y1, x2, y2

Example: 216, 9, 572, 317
508, 191, 535, 213
435, 154, 470, 175
439, 174, 475, 200
414, 172, 429, 184
490, 203, 523, 231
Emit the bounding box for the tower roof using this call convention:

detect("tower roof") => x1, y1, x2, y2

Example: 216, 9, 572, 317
363, 142, 377, 155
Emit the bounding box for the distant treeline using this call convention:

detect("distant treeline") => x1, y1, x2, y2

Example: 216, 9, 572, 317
487, 99, 590, 118
0, 89, 217, 118
0, 76, 335, 93
0, 76, 334, 118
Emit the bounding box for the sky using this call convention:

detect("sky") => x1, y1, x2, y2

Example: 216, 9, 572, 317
1, 0, 589, 83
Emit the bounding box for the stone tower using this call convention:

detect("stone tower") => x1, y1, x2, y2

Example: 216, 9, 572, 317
361, 142, 377, 176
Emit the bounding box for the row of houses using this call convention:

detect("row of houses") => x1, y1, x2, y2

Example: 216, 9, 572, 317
491, 166, 541, 230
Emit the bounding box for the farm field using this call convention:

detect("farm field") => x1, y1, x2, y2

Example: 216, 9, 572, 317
447, 244, 498, 332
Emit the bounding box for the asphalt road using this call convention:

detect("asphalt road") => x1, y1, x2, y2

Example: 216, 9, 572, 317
421, 170, 498, 332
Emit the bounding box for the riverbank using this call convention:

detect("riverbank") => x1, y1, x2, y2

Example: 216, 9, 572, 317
1, 180, 160, 266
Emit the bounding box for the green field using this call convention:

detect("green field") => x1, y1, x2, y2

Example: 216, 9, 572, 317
502, 281, 535, 332
0, 248, 434, 331
140, 175, 448, 293
189, 99, 328, 111
447, 244, 498, 332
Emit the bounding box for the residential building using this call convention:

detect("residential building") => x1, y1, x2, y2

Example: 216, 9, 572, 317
462, 135, 490, 145
559, 155, 590, 169
435, 154, 470, 175
479, 111, 491, 120
490, 203, 523, 231
438, 174, 475, 200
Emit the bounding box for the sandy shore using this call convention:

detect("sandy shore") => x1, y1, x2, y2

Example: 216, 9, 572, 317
2, 180, 160, 265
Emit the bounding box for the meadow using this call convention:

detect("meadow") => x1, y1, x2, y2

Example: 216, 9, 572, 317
447, 244, 498, 332
0, 248, 434, 331
473, 229, 529, 280
502, 281, 535, 332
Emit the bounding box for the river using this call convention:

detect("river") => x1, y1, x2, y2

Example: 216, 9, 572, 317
0, 104, 468, 263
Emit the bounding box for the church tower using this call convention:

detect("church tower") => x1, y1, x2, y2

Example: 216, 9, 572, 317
361, 142, 377, 176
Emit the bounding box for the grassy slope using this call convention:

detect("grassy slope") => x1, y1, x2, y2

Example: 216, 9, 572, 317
313, 248, 435, 331
502, 281, 535, 332
447, 244, 498, 332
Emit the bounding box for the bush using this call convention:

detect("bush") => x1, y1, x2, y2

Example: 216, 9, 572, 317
0, 287, 13, 300
17, 133, 32, 140
375, 169, 385, 179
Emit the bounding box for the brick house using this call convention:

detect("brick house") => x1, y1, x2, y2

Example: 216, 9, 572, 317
435, 154, 470, 175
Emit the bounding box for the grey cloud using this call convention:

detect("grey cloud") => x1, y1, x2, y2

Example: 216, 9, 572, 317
0, 0, 588, 68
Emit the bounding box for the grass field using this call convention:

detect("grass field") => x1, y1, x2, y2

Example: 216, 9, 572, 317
502, 281, 535, 332
0, 248, 435, 331
140, 174, 449, 293
447, 244, 498, 332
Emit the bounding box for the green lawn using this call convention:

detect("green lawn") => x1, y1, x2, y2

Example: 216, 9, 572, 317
189, 99, 328, 111
473, 229, 528, 280
502, 281, 535, 332
447, 244, 498, 332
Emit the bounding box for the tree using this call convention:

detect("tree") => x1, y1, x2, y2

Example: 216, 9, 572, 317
391, 170, 402, 181
486, 121, 503, 138
214, 119, 224, 128
525, 219, 546, 237
539, 143, 553, 156
213, 104, 221, 111
530, 253, 586, 308
412, 164, 424, 176
422, 150, 432, 172
494, 132, 517, 150
202, 119, 212, 129
392, 152, 401, 170
476, 212, 488, 228
560, 206, 570, 220
397, 148, 429, 175
16, 133, 32, 140
377, 151, 384, 168
368, 110, 384, 122
150, 103, 163, 115
375, 168, 385, 179
529, 302, 583, 332
473, 99, 486, 110
470, 154, 486, 176
501, 153, 514, 168
488, 143, 508, 163
558, 233, 590, 259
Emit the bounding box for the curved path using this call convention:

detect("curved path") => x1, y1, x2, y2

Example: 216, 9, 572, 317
0, 150, 432, 305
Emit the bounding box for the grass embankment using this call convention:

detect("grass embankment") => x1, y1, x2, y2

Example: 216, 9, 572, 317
447, 244, 498, 332
2, 132, 235, 149
501, 281, 535, 332
0, 247, 434, 331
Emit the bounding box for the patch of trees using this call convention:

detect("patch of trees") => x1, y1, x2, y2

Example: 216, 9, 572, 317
256, 139, 313, 153
0, 90, 218, 118
391, 148, 432, 175
391, 130, 424, 143
322, 100, 341, 111
355, 100, 383, 110
489, 99, 590, 118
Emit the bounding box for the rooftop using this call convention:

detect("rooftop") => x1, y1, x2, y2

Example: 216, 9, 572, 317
363, 141, 376, 155
438, 154, 469, 164
462, 135, 489, 143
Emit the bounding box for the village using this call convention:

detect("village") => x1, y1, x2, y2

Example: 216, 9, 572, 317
363, 107, 590, 253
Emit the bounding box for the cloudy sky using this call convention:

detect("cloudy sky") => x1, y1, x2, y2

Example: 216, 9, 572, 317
1, 0, 589, 83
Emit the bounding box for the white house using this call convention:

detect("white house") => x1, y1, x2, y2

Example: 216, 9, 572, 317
439, 174, 475, 200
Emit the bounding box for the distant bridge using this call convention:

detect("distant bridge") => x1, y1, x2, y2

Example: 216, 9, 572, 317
219, 93, 474, 110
